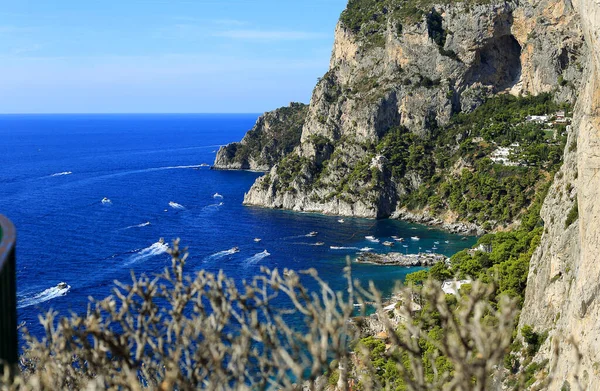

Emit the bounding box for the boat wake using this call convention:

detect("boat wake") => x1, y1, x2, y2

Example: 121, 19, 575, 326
245, 250, 270, 264
50, 171, 72, 177
359, 247, 374, 252
18, 284, 71, 309
125, 241, 169, 265
330, 246, 360, 251
169, 201, 185, 210
124, 221, 151, 230
206, 248, 240, 260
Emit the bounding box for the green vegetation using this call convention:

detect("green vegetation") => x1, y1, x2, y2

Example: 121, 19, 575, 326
340, 0, 496, 47
565, 198, 579, 228
221, 103, 308, 168
395, 93, 569, 228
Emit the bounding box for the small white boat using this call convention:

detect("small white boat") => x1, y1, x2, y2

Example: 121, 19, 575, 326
426, 250, 432, 253
411, 236, 420, 241
383, 241, 395, 247
231, 247, 240, 253
315, 242, 325, 246
434, 241, 440, 245
402, 245, 409, 248
338, 219, 345, 223
200, 163, 210, 167
394, 238, 404, 242
213, 193, 224, 199
254, 238, 262, 243
57, 282, 68, 290
432, 246, 438, 250
391, 235, 399, 239
359, 247, 373, 252
365, 236, 376, 240
101, 197, 111, 204
307, 231, 318, 237
445, 240, 450, 244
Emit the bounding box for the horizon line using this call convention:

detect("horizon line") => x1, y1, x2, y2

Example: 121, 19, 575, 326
0, 112, 266, 115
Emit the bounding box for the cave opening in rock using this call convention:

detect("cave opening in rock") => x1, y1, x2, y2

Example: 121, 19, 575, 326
466, 34, 522, 91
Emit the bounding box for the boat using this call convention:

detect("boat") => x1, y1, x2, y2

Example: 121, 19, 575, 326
434, 241, 440, 245
365, 236, 376, 240
213, 193, 223, 199
394, 238, 404, 242
307, 231, 318, 237
432, 246, 438, 250
382, 241, 395, 247
57, 282, 68, 290
253, 238, 262, 243
445, 240, 450, 244
200, 163, 210, 167
391, 235, 399, 239
101, 197, 111, 204
314, 242, 325, 246
411, 236, 420, 241
402, 245, 409, 248
231, 247, 240, 253
338, 219, 345, 223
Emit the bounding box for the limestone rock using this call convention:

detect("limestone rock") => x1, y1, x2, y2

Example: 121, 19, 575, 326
213, 102, 308, 171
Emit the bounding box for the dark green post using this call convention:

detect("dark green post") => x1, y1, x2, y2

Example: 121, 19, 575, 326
0, 215, 17, 378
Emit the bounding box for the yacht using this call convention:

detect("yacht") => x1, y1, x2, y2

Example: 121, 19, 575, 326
382, 241, 395, 247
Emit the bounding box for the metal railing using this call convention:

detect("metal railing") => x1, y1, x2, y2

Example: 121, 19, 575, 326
0, 215, 17, 376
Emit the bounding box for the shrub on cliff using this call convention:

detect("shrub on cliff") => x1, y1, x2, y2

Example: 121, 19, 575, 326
6, 241, 522, 390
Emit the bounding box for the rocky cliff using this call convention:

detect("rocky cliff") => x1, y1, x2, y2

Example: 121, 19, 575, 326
242, 0, 586, 229
213, 102, 308, 171
517, 0, 600, 388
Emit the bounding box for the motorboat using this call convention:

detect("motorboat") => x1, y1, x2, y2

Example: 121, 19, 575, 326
254, 238, 262, 243
57, 282, 68, 290
411, 236, 420, 241
338, 219, 345, 223
315, 242, 325, 246
213, 193, 224, 199
231, 247, 240, 253
101, 197, 111, 204
307, 231, 318, 237
382, 241, 395, 247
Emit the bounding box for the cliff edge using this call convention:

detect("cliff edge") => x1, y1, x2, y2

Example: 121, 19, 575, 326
518, 0, 600, 388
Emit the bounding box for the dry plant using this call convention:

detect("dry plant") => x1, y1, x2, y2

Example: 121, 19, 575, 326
1, 240, 521, 390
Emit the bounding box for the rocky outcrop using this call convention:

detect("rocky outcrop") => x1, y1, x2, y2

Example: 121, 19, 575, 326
243, 0, 586, 223
213, 103, 308, 171
356, 252, 447, 267
517, 0, 600, 388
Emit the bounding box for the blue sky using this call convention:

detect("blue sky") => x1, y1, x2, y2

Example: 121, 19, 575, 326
0, 0, 347, 113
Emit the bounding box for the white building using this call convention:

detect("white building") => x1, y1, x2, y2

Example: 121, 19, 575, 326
526, 115, 550, 124
441, 280, 473, 295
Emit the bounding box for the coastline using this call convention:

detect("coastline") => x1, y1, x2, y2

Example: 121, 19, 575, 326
214, 165, 485, 237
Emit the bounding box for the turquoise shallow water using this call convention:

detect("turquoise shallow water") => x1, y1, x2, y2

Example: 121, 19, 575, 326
0, 114, 476, 336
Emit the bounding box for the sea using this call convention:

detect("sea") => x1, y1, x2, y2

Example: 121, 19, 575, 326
0, 114, 476, 336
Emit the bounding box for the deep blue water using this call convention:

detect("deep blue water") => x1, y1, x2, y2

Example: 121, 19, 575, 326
0, 114, 476, 334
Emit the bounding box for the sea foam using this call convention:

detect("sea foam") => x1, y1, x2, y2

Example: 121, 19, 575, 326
126, 241, 169, 265
18, 284, 71, 309
245, 250, 270, 264
50, 171, 72, 177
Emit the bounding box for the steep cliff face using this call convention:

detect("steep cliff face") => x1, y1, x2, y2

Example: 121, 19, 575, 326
243, 0, 586, 227
213, 103, 308, 171
518, 0, 600, 387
